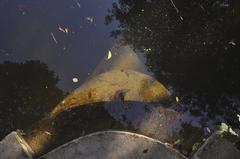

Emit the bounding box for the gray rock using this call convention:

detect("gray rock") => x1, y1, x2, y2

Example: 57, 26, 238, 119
40, 131, 186, 159
0, 132, 34, 159
192, 131, 240, 159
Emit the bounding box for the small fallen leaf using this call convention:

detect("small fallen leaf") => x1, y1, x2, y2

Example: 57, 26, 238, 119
107, 50, 112, 60
176, 96, 179, 103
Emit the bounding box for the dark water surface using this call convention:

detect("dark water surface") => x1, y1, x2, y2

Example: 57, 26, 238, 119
0, 0, 118, 91
0, 0, 240, 157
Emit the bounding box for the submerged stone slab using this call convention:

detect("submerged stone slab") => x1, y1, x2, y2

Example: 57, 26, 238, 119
192, 131, 240, 159
51, 69, 171, 116
40, 131, 186, 159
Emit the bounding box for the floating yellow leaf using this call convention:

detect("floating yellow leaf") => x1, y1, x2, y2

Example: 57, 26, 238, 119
176, 96, 179, 102
107, 50, 112, 60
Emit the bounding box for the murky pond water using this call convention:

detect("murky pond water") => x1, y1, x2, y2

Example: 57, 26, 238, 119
0, 0, 240, 157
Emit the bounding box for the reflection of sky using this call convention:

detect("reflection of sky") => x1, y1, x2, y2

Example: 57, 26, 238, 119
0, 0, 118, 92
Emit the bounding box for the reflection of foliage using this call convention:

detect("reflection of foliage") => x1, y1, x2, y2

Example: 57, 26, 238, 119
176, 122, 204, 156
106, 0, 240, 127
0, 60, 64, 139
192, 142, 201, 152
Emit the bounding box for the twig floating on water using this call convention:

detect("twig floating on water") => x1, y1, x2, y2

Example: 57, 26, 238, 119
50, 32, 58, 44
58, 25, 69, 35
169, 0, 183, 20
76, 0, 81, 8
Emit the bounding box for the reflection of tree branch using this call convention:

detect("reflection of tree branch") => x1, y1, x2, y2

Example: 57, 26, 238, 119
169, 0, 183, 20
0, 60, 64, 140
105, 0, 240, 128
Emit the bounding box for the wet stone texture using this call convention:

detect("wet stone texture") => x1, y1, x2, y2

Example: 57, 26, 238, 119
40, 131, 186, 159
192, 131, 240, 159
0, 132, 33, 159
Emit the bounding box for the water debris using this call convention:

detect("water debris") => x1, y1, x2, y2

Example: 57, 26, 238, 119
229, 128, 239, 136
76, 0, 81, 8
229, 40, 236, 46
219, 122, 239, 136
72, 77, 79, 83
206, 127, 211, 133
58, 25, 69, 34
143, 48, 151, 52
107, 50, 112, 60
169, 0, 183, 20
50, 32, 58, 44
44, 131, 52, 136
85, 16, 94, 24
175, 96, 179, 103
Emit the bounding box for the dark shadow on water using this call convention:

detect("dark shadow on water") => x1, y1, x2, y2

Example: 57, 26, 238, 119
0, 60, 64, 140
25, 101, 206, 157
